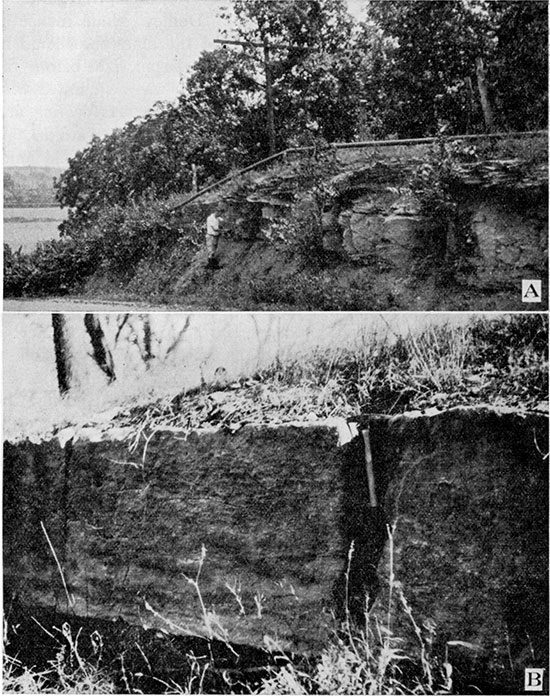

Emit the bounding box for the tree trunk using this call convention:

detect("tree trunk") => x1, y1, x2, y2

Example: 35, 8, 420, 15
51, 314, 72, 395
476, 57, 495, 133
52, 314, 116, 396
263, 39, 276, 156
84, 314, 116, 382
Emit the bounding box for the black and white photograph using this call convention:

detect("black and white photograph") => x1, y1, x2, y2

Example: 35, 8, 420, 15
3, 311, 548, 693
3, 0, 547, 311
2, 0, 549, 695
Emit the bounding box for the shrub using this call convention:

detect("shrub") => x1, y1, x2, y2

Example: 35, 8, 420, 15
256, 141, 340, 268
264, 208, 334, 268
466, 314, 549, 404
410, 135, 462, 229
3, 195, 187, 297
4, 244, 33, 296
85, 195, 179, 278
3, 236, 101, 296
468, 313, 548, 367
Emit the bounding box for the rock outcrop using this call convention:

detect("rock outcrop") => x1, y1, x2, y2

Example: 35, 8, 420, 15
180, 142, 548, 295
4, 406, 547, 691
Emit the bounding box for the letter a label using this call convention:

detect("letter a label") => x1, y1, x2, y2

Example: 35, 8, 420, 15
522, 280, 542, 303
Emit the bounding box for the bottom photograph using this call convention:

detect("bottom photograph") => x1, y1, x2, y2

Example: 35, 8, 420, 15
3, 312, 548, 695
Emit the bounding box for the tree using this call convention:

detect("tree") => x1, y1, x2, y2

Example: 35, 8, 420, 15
359, 0, 548, 138
55, 0, 367, 239
180, 47, 268, 168
55, 101, 196, 233
360, 0, 496, 137
226, 0, 363, 145
490, 0, 548, 131
55, 48, 268, 236
51, 314, 73, 395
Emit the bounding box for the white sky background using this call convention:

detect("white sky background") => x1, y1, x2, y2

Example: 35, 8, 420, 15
3, 0, 365, 168
4, 312, 473, 442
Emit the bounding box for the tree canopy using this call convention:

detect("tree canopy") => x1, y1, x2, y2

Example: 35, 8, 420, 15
55, 0, 547, 235
227, 0, 362, 144
359, 0, 548, 138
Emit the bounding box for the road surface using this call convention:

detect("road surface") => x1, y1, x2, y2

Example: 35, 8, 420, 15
3, 296, 203, 312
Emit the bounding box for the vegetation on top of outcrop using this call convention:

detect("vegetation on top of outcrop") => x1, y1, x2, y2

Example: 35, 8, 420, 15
3, 1, 548, 304
112, 314, 548, 440
411, 132, 548, 222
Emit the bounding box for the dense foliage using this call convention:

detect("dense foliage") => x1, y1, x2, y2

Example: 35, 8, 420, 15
359, 0, 548, 138
54, 0, 547, 236
3, 198, 181, 296
5, 1, 547, 298
360, 1, 495, 136
490, 0, 548, 131
228, 0, 362, 145
4, 239, 99, 296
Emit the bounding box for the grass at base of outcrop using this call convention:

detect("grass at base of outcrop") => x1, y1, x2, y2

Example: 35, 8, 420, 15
3, 527, 486, 695
5, 520, 535, 695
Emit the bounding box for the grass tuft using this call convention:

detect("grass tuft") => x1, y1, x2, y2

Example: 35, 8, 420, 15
114, 314, 547, 445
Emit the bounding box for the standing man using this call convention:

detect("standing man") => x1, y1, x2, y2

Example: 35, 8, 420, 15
205, 205, 225, 269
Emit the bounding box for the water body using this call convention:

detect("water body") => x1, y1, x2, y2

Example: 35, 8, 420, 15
3, 206, 66, 253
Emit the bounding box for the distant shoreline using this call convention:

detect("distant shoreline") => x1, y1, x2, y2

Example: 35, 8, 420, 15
4, 165, 63, 209
4, 206, 62, 211
4, 216, 62, 223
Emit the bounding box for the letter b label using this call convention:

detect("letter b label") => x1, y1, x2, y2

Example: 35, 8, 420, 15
525, 668, 545, 692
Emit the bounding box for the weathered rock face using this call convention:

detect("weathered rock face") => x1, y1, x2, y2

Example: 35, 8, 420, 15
337, 193, 440, 269
327, 176, 547, 283
4, 423, 355, 653
462, 193, 548, 285
212, 152, 547, 291
346, 407, 548, 688
4, 406, 547, 690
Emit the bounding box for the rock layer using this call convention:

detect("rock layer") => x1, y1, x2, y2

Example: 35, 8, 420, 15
4, 407, 548, 688
4, 423, 351, 653
347, 407, 548, 688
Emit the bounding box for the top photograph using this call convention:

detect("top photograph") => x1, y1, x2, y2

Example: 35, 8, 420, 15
4, 0, 548, 312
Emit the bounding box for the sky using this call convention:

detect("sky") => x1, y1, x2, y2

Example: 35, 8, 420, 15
3, 0, 365, 168
4, 311, 472, 441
